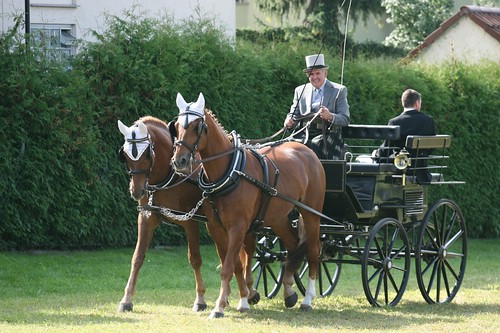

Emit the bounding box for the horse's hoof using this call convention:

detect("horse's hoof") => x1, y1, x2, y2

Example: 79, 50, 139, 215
117, 303, 133, 312
300, 304, 313, 311
209, 311, 225, 319
248, 291, 261, 305
192, 303, 207, 312
285, 292, 298, 308
238, 306, 250, 313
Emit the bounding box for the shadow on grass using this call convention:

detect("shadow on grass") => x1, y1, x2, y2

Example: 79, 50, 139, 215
1, 310, 139, 326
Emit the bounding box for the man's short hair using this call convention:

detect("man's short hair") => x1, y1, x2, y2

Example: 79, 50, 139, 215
401, 89, 421, 108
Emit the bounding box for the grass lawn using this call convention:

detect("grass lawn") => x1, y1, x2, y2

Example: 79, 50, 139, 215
0, 238, 498, 332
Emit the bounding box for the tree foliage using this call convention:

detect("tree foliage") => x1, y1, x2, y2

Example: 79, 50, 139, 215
255, 0, 385, 45
382, 0, 454, 51
0, 10, 498, 251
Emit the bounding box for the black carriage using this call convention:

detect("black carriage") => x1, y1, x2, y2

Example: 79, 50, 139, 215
252, 124, 467, 307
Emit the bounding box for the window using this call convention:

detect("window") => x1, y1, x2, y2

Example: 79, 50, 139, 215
31, 24, 76, 60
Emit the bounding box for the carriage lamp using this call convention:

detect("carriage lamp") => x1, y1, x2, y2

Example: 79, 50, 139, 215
394, 149, 411, 186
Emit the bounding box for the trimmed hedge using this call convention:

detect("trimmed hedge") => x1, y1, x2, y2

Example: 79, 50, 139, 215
0, 11, 498, 250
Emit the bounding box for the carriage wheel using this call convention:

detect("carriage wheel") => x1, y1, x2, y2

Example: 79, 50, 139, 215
252, 232, 286, 299
294, 241, 342, 297
415, 199, 467, 304
361, 218, 411, 307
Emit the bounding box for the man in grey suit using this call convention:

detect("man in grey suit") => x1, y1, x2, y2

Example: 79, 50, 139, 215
284, 54, 350, 160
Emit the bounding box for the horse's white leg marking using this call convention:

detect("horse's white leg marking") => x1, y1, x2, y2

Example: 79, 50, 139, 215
300, 277, 316, 310
237, 297, 250, 312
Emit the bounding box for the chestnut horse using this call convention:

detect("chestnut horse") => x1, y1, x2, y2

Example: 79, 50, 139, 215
117, 116, 210, 312
117, 116, 259, 313
171, 93, 326, 318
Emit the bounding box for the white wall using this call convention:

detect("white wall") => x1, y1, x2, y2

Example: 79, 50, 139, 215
416, 17, 500, 64
1, 0, 235, 41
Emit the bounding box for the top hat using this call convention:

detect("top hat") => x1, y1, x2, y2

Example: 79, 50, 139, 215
303, 54, 329, 72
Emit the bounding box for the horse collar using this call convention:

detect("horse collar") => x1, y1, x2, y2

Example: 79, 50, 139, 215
199, 132, 247, 197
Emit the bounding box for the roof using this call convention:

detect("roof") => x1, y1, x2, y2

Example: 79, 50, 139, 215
408, 5, 500, 58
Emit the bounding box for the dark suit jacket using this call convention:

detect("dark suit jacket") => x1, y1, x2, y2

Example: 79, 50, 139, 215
387, 109, 436, 148
380, 109, 437, 182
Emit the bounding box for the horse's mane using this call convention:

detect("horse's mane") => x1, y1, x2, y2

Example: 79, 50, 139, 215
205, 109, 232, 141
135, 115, 168, 128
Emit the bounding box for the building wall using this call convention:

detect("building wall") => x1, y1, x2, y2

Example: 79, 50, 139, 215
236, 0, 477, 43
1, 0, 235, 41
415, 17, 500, 64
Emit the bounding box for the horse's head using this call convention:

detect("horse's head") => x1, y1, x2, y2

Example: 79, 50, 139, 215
118, 119, 156, 201
171, 92, 208, 174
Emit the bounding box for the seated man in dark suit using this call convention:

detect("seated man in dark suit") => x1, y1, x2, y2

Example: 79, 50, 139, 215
379, 89, 437, 182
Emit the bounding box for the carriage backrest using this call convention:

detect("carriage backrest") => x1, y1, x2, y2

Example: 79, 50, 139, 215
405, 135, 451, 149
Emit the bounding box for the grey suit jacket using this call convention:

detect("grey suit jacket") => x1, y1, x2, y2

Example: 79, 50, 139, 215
288, 79, 350, 127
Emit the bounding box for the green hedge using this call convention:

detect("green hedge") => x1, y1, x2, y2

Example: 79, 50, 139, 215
1, 11, 498, 250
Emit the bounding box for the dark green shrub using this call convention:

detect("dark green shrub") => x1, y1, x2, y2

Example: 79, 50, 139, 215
1, 10, 497, 251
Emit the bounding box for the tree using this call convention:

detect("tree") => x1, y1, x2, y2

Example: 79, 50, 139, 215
255, 0, 385, 45
382, 0, 453, 51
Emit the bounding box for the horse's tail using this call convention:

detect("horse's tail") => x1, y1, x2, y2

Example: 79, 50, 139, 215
285, 241, 307, 273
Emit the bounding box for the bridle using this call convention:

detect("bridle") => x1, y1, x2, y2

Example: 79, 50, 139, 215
120, 133, 155, 177
173, 108, 208, 162
120, 128, 179, 191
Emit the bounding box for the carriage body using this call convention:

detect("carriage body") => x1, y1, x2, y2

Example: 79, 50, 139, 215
254, 124, 467, 307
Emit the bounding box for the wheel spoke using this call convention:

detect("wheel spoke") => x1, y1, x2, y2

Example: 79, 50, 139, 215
426, 259, 439, 294
441, 263, 452, 299
420, 251, 439, 276
374, 237, 385, 260
368, 266, 383, 284
417, 200, 467, 304
443, 209, 459, 242
387, 227, 399, 256
443, 229, 464, 250
373, 270, 384, 302
362, 218, 409, 307
443, 257, 460, 281
436, 261, 443, 303
265, 264, 279, 284
386, 270, 400, 294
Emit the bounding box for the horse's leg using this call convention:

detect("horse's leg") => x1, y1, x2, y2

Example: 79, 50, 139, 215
209, 225, 249, 319
183, 221, 207, 312
297, 211, 321, 311
242, 232, 260, 305
270, 218, 300, 308
118, 213, 159, 312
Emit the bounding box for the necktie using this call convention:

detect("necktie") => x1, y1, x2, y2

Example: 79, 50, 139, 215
312, 88, 322, 112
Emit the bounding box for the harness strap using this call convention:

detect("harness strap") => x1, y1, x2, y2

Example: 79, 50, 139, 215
234, 170, 341, 225
247, 148, 277, 232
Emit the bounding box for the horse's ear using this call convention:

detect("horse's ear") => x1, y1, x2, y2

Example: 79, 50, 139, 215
176, 92, 188, 112
193, 93, 205, 113
168, 121, 177, 139
137, 121, 148, 136
117, 120, 129, 136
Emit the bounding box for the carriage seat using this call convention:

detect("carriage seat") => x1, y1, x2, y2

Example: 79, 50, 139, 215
343, 124, 400, 140
347, 162, 398, 174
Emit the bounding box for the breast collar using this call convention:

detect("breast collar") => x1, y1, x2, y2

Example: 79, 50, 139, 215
198, 131, 247, 197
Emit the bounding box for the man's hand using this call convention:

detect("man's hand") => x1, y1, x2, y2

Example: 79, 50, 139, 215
319, 106, 334, 122
284, 116, 295, 128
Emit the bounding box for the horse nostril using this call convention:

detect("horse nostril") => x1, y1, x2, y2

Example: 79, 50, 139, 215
173, 155, 187, 170
179, 156, 187, 167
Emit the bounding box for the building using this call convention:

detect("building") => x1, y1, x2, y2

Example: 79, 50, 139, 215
236, 0, 475, 43
1, 0, 235, 56
407, 6, 500, 64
